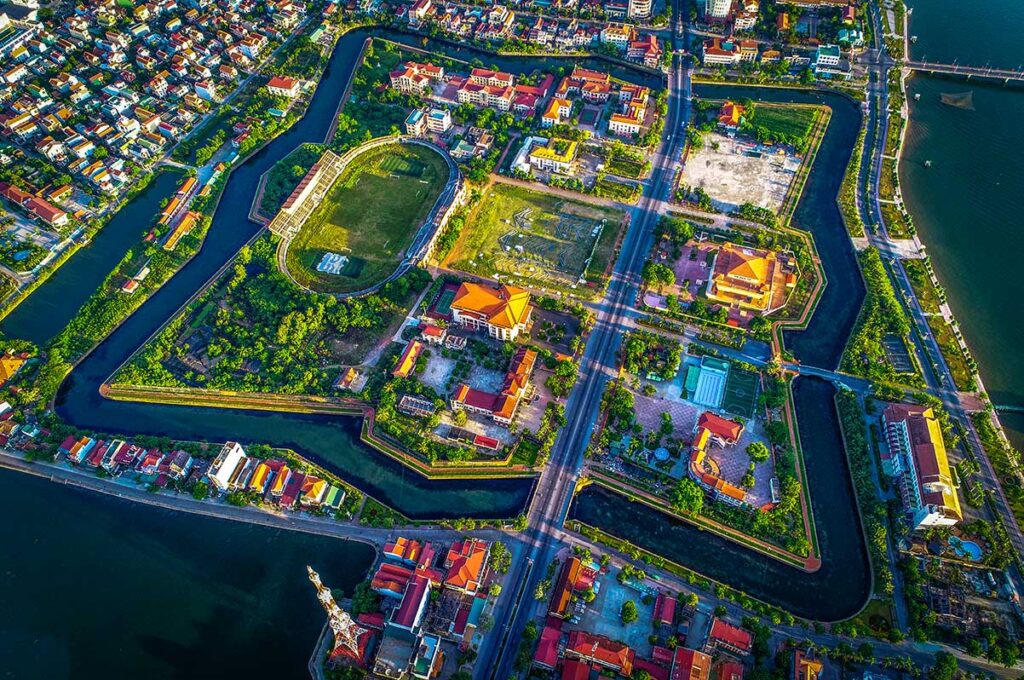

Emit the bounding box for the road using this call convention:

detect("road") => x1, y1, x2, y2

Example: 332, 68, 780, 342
482, 4, 694, 678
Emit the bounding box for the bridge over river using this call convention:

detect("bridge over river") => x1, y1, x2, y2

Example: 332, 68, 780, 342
906, 60, 1024, 84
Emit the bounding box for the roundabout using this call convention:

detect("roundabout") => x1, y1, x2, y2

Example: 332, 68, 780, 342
270, 136, 462, 297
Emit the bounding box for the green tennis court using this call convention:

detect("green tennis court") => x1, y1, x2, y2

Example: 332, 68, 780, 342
434, 288, 456, 317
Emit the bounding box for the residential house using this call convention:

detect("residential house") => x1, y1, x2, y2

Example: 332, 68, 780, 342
207, 440, 248, 491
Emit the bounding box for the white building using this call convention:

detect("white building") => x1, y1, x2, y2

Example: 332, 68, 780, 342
628, 0, 652, 20
704, 0, 732, 19
208, 441, 248, 492
426, 108, 452, 133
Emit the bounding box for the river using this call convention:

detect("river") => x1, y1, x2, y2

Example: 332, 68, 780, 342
0, 467, 374, 679
901, 0, 1024, 449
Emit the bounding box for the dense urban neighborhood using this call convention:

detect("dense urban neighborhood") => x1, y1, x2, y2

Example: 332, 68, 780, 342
1, 0, 1023, 679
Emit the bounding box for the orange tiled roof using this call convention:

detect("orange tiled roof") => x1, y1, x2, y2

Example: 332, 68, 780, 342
451, 283, 531, 330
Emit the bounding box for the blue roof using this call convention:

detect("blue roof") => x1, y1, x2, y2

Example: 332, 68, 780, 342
406, 109, 424, 124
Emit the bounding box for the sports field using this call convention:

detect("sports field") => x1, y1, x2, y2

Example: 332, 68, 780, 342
284, 143, 450, 293
722, 368, 760, 418
444, 183, 626, 299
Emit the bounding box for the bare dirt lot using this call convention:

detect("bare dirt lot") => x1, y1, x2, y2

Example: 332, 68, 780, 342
681, 132, 800, 213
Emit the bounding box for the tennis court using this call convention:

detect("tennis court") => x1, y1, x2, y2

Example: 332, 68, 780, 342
433, 287, 456, 317
722, 369, 760, 418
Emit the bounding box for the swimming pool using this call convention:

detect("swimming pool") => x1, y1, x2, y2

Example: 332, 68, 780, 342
949, 536, 983, 561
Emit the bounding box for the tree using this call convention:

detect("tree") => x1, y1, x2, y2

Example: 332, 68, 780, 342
642, 261, 676, 292
714, 605, 727, 617
489, 583, 502, 598
621, 600, 639, 624
671, 478, 704, 514
746, 441, 771, 464
685, 593, 699, 608
927, 651, 958, 680
632, 671, 652, 680
452, 409, 468, 426
191, 481, 210, 500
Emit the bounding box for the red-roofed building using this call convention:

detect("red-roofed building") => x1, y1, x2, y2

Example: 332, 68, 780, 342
707, 619, 753, 656
266, 75, 300, 97
533, 623, 562, 670
357, 611, 386, 630
561, 659, 596, 680
654, 593, 677, 627
635, 657, 671, 680
697, 412, 744, 444
717, 101, 746, 131
672, 647, 712, 680
549, 557, 582, 619
391, 575, 430, 632
566, 631, 635, 676
718, 661, 745, 680
372, 562, 414, 599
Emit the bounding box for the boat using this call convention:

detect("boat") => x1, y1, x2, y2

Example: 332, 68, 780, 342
924, 160, 932, 167
914, 93, 921, 101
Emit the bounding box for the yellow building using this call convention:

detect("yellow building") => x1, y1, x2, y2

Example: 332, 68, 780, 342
0, 352, 26, 386
705, 243, 794, 314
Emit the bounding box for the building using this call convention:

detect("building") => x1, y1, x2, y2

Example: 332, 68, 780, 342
444, 538, 489, 594
671, 647, 712, 680
627, 33, 662, 68
266, 75, 301, 98
702, 37, 756, 65
704, 0, 733, 19
426, 108, 451, 133
393, 339, 425, 379
717, 101, 746, 131
813, 44, 851, 80
705, 243, 795, 313
793, 650, 823, 680
450, 282, 532, 340
0, 352, 27, 385
719, 661, 746, 680
600, 22, 635, 50
608, 112, 642, 137
541, 97, 572, 128
405, 109, 427, 136
469, 68, 515, 88
628, 0, 653, 19
549, 556, 583, 618
690, 411, 748, 506
883, 404, 962, 529
528, 138, 578, 174
207, 441, 248, 492
390, 61, 444, 94
706, 618, 753, 656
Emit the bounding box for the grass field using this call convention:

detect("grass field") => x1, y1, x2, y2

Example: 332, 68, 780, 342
445, 183, 626, 299
902, 259, 942, 314
722, 368, 760, 418
284, 143, 450, 293
745, 105, 819, 151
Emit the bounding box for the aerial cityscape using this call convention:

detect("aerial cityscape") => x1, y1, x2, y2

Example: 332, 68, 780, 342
0, 0, 1022, 678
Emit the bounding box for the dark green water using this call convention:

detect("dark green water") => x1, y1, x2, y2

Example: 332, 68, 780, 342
0, 467, 374, 678
902, 0, 1024, 448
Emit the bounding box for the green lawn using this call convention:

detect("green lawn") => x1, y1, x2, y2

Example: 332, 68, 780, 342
902, 259, 942, 314
445, 183, 626, 299
744, 105, 819, 150
285, 143, 450, 293
926, 315, 975, 391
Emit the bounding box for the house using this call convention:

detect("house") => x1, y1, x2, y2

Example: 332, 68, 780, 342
207, 441, 248, 491
266, 75, 300, 98
528, 138, 578, 174
534, 623, 562, 670
565, 631, 635, 676
654, 593, 676, 627
393, 339, 424, 378
426, 108, 451, 133
706, 243, 794, 313
717, 101, 745, 131
450, 282, 532, 340
405, 108, 427, 136
706, 619, 753, 656
444, 538, 489, 594
671, 647, 712, 680
882, 403, 962, 529
451, 347, 537, 426
469, 68, 514, 88
719, 661, 745, 680
300, 475, 329, 506
813, 44, 851, 80
690, 412, 748, 506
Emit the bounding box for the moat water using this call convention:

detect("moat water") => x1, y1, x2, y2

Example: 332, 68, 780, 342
902, 0, 1024, 449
